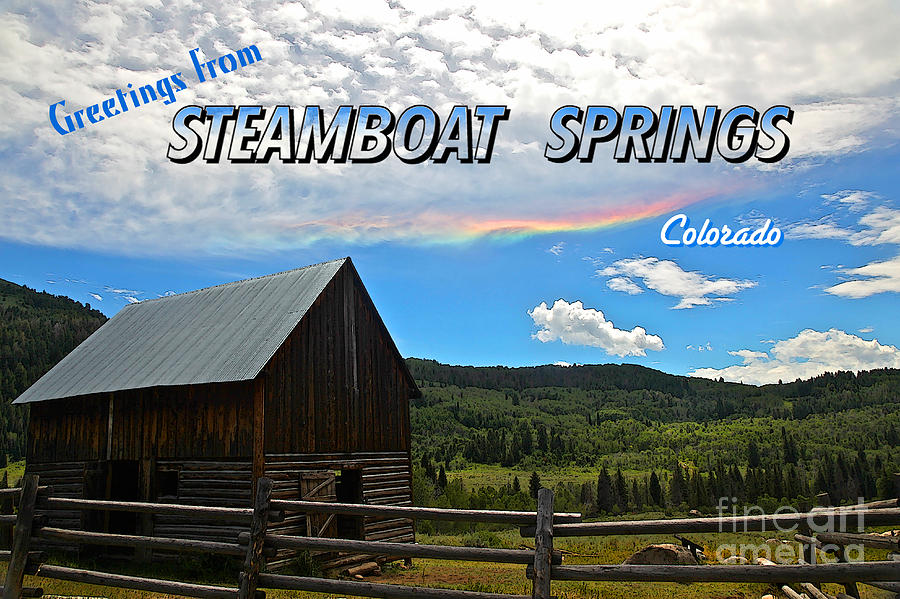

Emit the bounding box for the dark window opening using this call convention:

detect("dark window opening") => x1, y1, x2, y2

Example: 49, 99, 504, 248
157, 470, 179, 499
335, 469, 363, 539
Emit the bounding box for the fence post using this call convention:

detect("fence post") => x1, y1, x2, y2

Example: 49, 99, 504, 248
532, 487, 554, 599
0, 472, 11, 550
239, 477, 272, 599
3, 474, 39, 599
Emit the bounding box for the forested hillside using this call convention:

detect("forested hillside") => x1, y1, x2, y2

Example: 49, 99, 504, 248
0, 279, 106, 461
406, 358, 900, 515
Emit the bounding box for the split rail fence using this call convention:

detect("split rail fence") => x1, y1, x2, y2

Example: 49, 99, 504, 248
0, 473, 898, 599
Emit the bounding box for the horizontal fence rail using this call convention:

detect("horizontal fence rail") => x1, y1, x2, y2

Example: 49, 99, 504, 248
36, 564, 261, 599
37, 527, 271, 557
38, 497, 257, 522
258, 572, 528, 599
539, 562, 900, 583
531, 507, 900, 537
238, 532, 558, 565
272, 499, 581, 525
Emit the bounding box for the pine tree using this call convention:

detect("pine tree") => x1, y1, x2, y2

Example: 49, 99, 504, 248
596, 467, 613, 512
669, 464, 685, 507
747, 440, 761, 468
782, 427, 799, 464
529, 471, 541, 499
649, 471, 662, 507
437, 464, 448, 490
421, 454, 435, 481
513, 476, 522, 495
536, 425, 548, 453
615, 468, 628, 512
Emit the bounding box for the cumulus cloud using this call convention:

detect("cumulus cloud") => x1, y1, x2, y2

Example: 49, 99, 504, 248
528, 299, 664, 357
690, 328, 900, 385
599, 257, 756, 309
0, 2, 898, 254
547, 242, 565, 256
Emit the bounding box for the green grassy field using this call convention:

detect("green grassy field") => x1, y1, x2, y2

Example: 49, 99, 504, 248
0, 460, 25, 487
447, 463, 660, 492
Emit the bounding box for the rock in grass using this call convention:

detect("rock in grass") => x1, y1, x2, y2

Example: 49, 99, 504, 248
623, 543, 699, 565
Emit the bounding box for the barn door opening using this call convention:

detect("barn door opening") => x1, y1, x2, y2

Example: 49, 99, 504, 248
335, 469, 363, 539
82, 459, 140, 557
107, 460, 140, 535
299, 471, 336, 538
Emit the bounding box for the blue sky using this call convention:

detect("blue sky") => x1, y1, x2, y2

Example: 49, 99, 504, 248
2, 1, 899, 385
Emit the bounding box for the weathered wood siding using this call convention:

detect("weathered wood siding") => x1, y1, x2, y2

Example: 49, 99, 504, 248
27, 381, 256, 463
263, 262, 414, 455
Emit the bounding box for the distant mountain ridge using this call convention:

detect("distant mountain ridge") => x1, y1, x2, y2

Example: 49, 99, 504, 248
406, 357, 900, 425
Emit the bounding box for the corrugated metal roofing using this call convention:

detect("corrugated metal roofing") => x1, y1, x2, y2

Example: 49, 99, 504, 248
14, 258, 348, 404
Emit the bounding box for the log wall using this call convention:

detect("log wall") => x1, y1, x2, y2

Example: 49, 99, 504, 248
152, 459, 253, 545
264, 452, 414, 570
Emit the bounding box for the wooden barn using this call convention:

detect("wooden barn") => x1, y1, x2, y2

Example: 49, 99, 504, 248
14, 257, 420, 568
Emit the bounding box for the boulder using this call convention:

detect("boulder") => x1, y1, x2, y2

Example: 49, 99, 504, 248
624, 543, 699, 565
722, 555, 749, 565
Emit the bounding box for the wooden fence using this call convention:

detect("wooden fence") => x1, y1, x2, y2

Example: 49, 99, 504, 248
1, 474, 899, 599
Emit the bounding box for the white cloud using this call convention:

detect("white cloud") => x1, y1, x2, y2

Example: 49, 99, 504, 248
825, 254, 900, 298
124, 296, 140, 304
849, 206, 900, 246
782, 194, 900, 298
786, 219, 853, 241
822, 190, 875, 213
599, 257, 756, 309
728, 349, 767, 363
690, 328, 900, 385
528, 299, 664, 357
553, 360, 572, 367
0, 2, 898, 254
547, 242, 565, 256
687, 342, 714, 352
607, 277, 643, 295
104, 286, 140, 295
860, 326, 874, 333
88, 292, 102, 301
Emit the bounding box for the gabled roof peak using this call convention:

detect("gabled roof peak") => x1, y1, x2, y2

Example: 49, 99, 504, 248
15, 258, 352, 404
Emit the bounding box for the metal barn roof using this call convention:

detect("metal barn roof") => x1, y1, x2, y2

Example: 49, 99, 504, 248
14, 258, 350, 404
